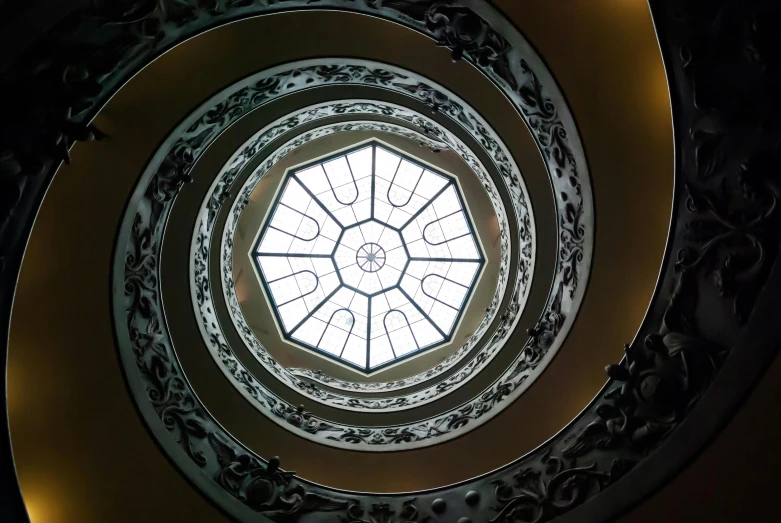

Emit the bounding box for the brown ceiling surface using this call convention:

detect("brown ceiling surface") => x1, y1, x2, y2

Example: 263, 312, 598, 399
7, 2, 672, 521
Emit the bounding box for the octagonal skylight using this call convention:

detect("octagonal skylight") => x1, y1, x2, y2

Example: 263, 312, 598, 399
253, 141, 485, 373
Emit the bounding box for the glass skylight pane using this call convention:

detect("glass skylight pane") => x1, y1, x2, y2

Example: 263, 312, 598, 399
432, 186, 462, 216
339, 227, 365, 250
430, 276, 468, 309
393, 160, 423, 191
421, 274, 444, 297
347, 147, 373, 178
279, 178, 312, 213
403, 239, 428, 259
424, 220, 447, 245
359, 220, 384, 243
385, 247, 407, 271
310, 236, 335, 255
388, 185, 413, 207
447, 261, 480, 285
341, 335, 367, 366
377, 266, 401, 288
447, 235, 480, 260
352, 195, 371, 222
278, 299, 309, 330
257, 227, 294, 253
385, 207, 414, 229
294, 149, 377, 230
369, 336, 394, 367
332, 206, 358, 227
258, 256, 293, 280
388, 326, 417, 356
332, 287, 358, 308
400, 273, 423, 302
374, 148, 401, 180
320, 217, 342, 241
270, 205, 304, 236
319, 323, 350, 355
323, 157, 355, 191
356, 272, 382, 294
339, 264, 363, 288
429, 301, 457, 332
311, 257, 337, 276
334, 244, 357, 269
319, 272, 340, 295
268, 277, 302, 305
410, 320, 443, 347
288, 236, 317, 255
350, 292, 369, 316
295, 165, 330, 194
292, 317, 327, 346
405, 260, 431, 280
372, 198, 393, 224
253, 142, 484, 371
416, 170, 448, 198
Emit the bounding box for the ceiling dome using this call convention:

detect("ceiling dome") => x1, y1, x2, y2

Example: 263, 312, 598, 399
3, 1, 780, 522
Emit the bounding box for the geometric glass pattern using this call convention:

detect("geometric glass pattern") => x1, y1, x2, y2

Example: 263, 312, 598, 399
253, 141, 485, 373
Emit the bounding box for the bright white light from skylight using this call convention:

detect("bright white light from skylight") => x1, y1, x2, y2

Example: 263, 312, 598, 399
254, 142, 484, 372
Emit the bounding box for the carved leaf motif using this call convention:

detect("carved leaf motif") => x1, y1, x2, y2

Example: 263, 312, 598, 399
4, 1, 589, 521
342, 499, 428, 523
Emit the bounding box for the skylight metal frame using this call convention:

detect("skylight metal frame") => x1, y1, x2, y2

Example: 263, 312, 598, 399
252, 140, 485, 374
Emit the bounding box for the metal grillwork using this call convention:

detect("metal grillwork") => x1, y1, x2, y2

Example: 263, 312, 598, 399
253, 141, 485, 372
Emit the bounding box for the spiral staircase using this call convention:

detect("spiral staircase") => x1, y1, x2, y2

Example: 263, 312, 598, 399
2, 1, 781, 522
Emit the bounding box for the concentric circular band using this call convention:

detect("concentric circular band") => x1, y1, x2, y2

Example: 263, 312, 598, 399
356, 243, 385, 272
1, 0, 772, 521
160, 60, 586, 448
206, 98, 517, 417
213, 102, 511, 402
192, 103, 519, 437
111, 3, 594, 519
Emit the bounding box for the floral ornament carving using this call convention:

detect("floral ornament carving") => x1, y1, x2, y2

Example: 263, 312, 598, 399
171, 58, 585, 449
677, 178, 779, 326
103, 0, 590, 513
428, 5, 515, 87
209, 433, 350, 519
134, 56, 544, 454
561, 332, 725, 460
0, 0, 779, 522
490, 452, 633, 523
207, 101, 513, 405
372, 0, 515, 88
209, 100, 522, 414
343, 500, 429, 523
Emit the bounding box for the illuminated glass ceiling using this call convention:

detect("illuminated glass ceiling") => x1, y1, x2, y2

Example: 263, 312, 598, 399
253, 141, 485, 373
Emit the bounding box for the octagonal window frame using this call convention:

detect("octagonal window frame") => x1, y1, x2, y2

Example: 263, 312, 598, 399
334, 220, 409, 296
251, 139, 486, 374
